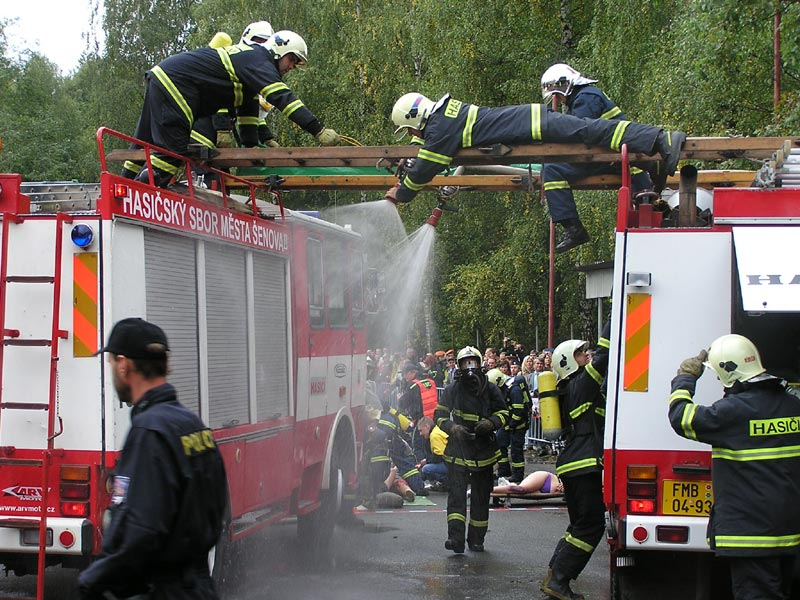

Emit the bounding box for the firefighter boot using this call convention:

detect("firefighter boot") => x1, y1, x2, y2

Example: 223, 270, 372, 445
134, 166, 173, 189
651, 130, 686, 193
541, 570, 585, 600
555, 220, 590, 254
445, 539, 465, 554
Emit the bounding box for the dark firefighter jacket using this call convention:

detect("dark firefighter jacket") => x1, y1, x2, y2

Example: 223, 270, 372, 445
669, 374, 800, 556
78, 384, 227, 599
566, 85, 624, 121
395, 94, 660, 203
434, 379, 509, 470
150, 43, 324, 141
505, 375, 532, 431
555, 325, 610, 479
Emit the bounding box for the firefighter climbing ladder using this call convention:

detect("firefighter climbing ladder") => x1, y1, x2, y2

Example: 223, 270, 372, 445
0, 211, 71, 600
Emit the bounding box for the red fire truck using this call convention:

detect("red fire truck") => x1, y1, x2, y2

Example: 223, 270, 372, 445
0, 129, 368, 596
604, 155, 800, 598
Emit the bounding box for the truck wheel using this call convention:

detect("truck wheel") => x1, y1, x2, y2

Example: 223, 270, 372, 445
297, 439, 346, 562
210, 503, 233, 589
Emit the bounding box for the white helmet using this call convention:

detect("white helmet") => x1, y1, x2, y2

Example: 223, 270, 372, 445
552, 339, 589, 380
541, 63, 597, 102
704, 334, 766, 388
265, 30, 308, 66
456, 346, 483, 371
486, 368, 509, 388
392, 93, 436, 139
241, 21, 275, 46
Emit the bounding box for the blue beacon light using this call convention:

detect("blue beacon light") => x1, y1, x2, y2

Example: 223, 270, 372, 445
71, 224, 94, 248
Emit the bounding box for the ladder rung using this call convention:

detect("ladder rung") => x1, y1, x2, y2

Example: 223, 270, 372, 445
5, 275, 54, 283
3, 339, 52, 347
0, 402, 50, 410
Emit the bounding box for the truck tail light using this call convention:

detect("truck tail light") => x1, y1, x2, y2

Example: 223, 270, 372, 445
60, 465, 90, 516
627, 464, 656, 514
656, 525, 689, 543
628, 499, 656, 514
60, 482, 90, 499
61, 502, 89, 517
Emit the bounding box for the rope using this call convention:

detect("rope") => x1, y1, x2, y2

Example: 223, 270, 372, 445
340, 134, 364, 147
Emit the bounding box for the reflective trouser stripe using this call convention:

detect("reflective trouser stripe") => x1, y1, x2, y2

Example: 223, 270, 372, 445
151, 66, 193, 125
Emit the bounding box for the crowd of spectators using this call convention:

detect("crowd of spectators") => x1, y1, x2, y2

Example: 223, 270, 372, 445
360, 338, 558, 506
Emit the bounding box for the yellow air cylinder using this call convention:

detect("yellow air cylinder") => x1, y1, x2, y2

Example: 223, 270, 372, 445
209, 32, 233, 49
538, 371, 562, 440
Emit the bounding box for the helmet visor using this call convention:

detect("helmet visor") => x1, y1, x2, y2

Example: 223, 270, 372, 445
393, 125, 410, 140
460, 357, 480, 370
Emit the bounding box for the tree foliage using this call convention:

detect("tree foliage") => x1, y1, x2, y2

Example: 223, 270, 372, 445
1, 0, 798, 352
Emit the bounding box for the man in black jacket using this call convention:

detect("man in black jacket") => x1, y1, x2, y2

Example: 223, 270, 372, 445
669, 334, 800, 600
122, 30, 340, 187
78, 318, 227, 600
542, 323, 610, 600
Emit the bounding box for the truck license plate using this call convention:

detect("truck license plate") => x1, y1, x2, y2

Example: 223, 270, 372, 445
662, 480, 713, 516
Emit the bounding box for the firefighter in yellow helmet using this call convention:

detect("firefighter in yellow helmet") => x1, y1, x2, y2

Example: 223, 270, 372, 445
541, 321, 610, 600
669, 334, 800, 600
433, 346, 509, 554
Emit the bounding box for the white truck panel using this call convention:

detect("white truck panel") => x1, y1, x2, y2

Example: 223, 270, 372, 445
607, 230, 733, 452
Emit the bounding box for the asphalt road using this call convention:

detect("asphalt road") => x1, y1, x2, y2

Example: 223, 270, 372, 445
220, 493, 610, 600
0, 462, 610, 600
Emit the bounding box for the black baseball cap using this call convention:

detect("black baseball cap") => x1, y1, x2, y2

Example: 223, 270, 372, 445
403, 362, 420, 374
96, 318, 169, 358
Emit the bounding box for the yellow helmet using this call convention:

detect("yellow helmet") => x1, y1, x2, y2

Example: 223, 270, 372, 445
704, 334, 765, 388
552, 339, 589, 380
391, 93, 435, 139
486, 368, 509, 388
241, 21, 275, 46
266, 30, 308, 66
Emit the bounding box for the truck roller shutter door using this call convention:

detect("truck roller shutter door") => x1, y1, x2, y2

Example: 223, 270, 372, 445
144, 229, 200, 414
253, 254, 290, 421
205, 242, 250, 428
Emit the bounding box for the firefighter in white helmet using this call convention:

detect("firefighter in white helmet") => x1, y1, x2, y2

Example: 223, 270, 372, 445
383, 92, 685, 207
122, 29, 340, 188
669, 334, 800, 600
541, 321, 610, 600
434, 346, 509, 554
540, 63, 655, 253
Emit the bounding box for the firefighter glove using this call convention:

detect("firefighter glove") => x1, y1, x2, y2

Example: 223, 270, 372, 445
677, 349, 708, 378
450, 424, 469, 440
315, 128, 341, 146
474, 419, 495, 436
264, 139, 280, 148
